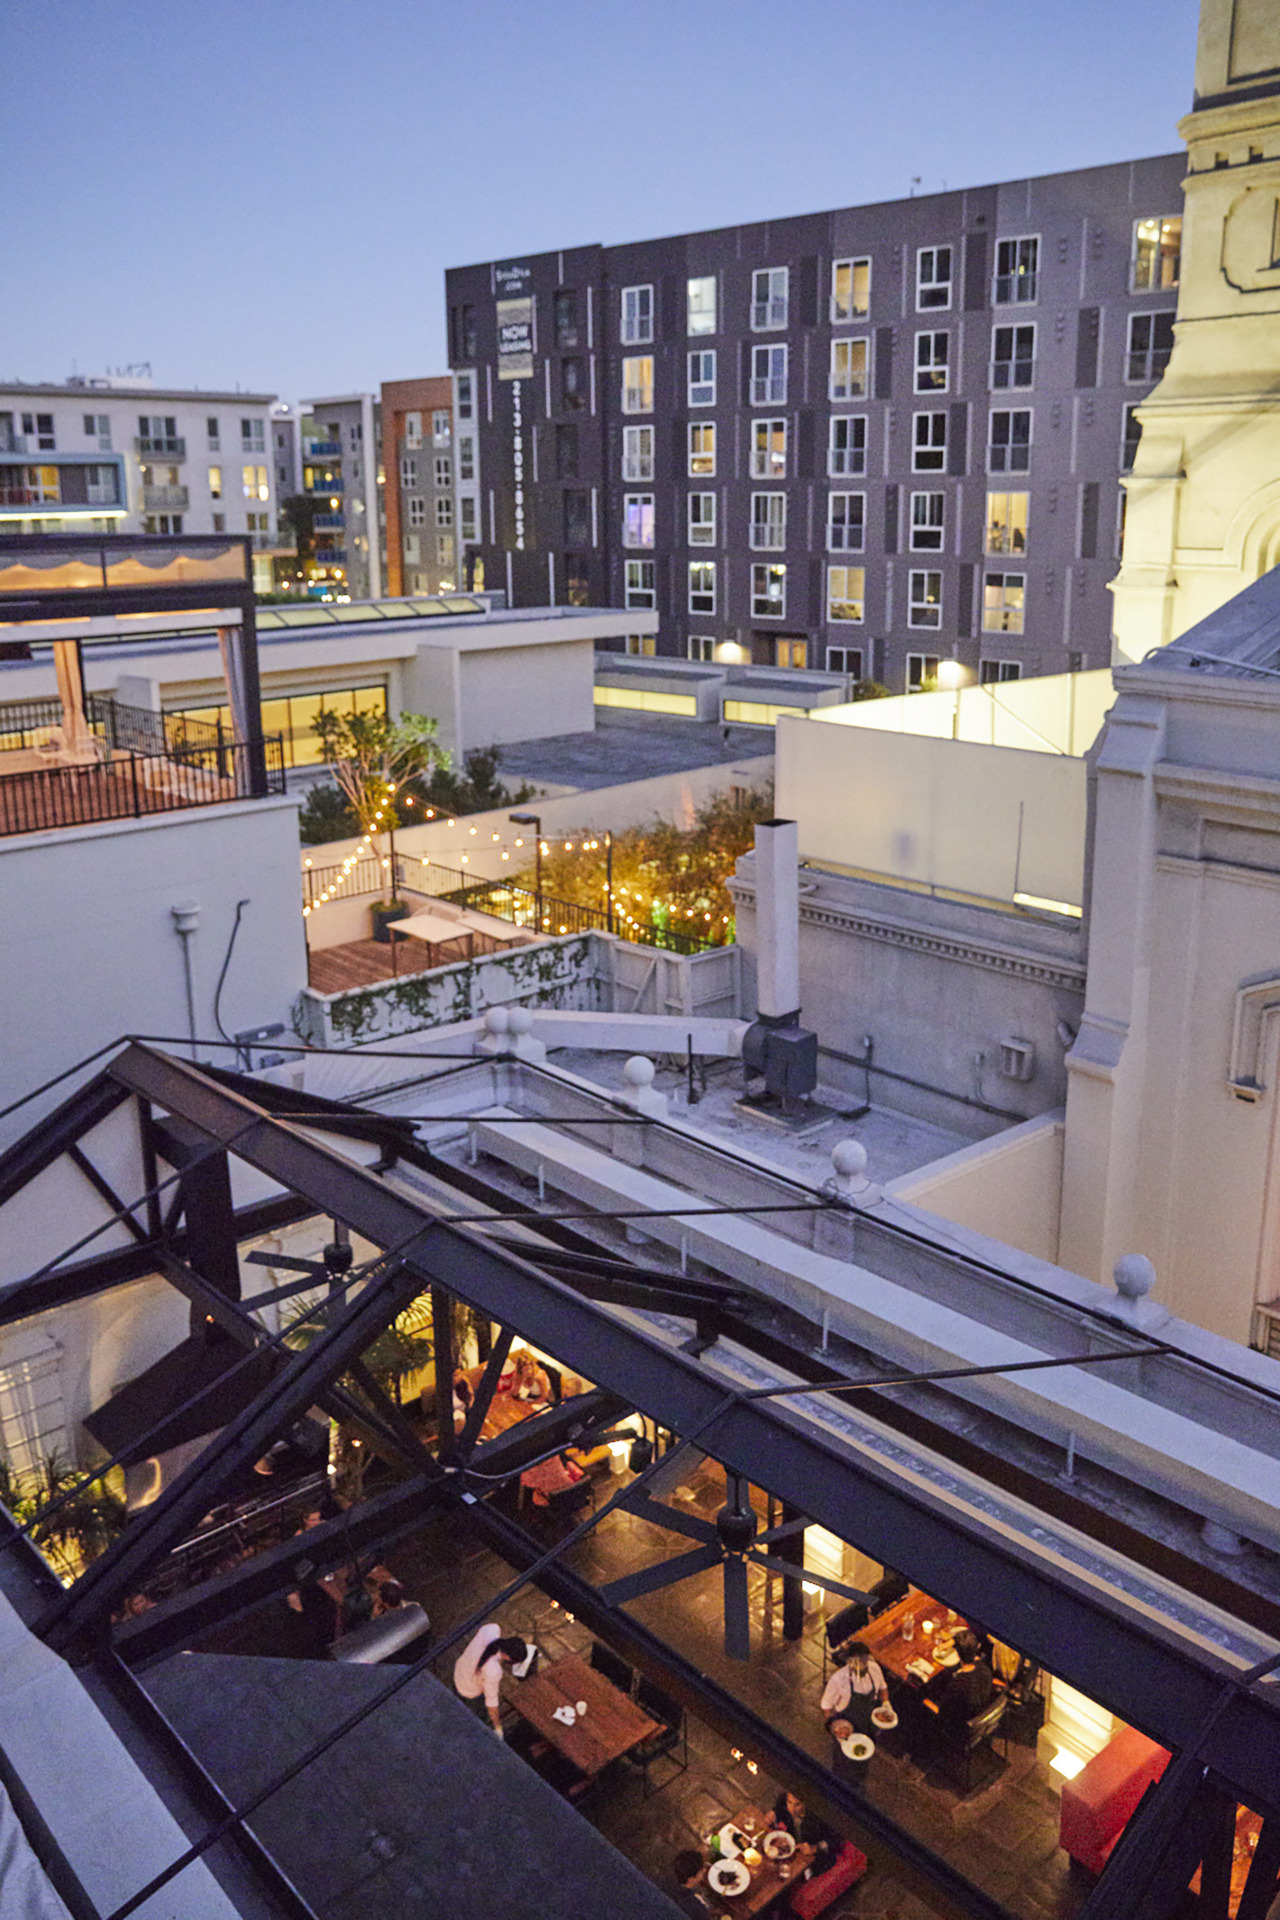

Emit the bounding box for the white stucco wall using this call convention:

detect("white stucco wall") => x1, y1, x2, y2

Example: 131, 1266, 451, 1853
889, 1113, 1066, 1265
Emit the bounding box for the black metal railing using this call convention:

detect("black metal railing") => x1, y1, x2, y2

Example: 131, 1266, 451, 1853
0, 731, 285, 837
0, 693, 230, 759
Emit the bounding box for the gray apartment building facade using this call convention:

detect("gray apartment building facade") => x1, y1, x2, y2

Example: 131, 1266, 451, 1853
445, 154, 1184, 686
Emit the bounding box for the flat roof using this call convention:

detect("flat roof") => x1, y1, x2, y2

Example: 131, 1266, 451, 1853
0, 382, 277, 403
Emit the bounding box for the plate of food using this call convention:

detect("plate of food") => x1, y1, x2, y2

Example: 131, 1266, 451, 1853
937, 1650, 961, 1667
837, 1730, 876, 1762
871, 1703, 899, 1730
762, 1830, 796, 1861
708, 1859, 751, 1897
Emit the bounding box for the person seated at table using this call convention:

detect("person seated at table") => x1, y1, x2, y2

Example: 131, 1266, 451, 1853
820, 1639, 888, 1731
771, 1788, 836, 1861
452, 1368, 474, 1429
923, 1630, 995, 1734
512, 1350, 553, 1403
452, 1622, 532, 1736
669, 1849, 713, 1916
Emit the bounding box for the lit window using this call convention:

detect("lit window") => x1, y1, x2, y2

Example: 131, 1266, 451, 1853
1132, 216, 1181, 291
625, 558, 656, 608
908, 570, 942, 628
750, 344, 788, 405
831, 257, 870, 323
688, 350, 716, 406
626, 633, 656, 656
827, 494, 865, 552
989, 409, 1032, 473
208, 465, 222, 500
994, 236, 1039, 305
241, 463, 269, 501
623, 425, 654, 481
829, 416, 866, 476
827, 566, 865, 623
1127, 312, 1175, 382
688, 492, 716, 546
909, 491, 945, 551
432, 409, 451, 444
986, 491, 1028, 555
621, 284, 654, 345
750, 418, 786, 478
830, 338, 868, 401
913, 412, 948, 472
983, 572, 1025, 633
907, 652, 940, 690
917, 246, 952, 311
915, 332, 949, 393
624, 494, 655, 548
622, 355, 653, 414
688, 275, 717, 335
752, 266, 789, 331
689, 560, 716, 612
750, 493, 786, 550
991, 324, 1035, 389
688, 422, 716, 476
751, 561, 786, 618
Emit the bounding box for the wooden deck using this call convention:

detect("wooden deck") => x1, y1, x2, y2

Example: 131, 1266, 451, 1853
306, 928, 510, 997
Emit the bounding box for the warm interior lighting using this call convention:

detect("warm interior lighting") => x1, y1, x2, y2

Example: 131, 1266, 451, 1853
1014, 891, 1084, 919
1050, 1748, 1087, 1780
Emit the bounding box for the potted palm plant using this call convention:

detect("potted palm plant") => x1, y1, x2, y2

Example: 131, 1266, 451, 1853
311, 709, 450, 941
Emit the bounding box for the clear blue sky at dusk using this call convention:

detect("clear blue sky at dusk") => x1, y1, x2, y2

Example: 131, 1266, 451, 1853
5, 0, 1200, 403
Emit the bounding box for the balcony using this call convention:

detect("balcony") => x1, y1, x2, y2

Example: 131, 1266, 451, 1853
313, 547, 346, 566
304, 439, 342, 458
306, 475, 343, 494
142, 484, 189, 512
0, 434, 27, 455
313, 511, 345, 530
136, 436, 186, 459
0, 488, 41, 508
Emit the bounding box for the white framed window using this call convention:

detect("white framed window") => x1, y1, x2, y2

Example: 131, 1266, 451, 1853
751, 344, 788, 405
83, 411, 111, 448
622, 355, 653, 413
776, 638, 808, 669
829, 416, 867, 477
688, 422, 716, 476
434, 455, 451, 489
432, 408, 451, 443
688, 492, 716, 546
626, 559, 656, 608
916, 246, 952, 311
986, 491, 1029, 555
989, 409, 1032, 473
752, 266, 789, 331
750, 418, 786, 478
827, 645, 864, 676
991, 324, 1035, 389
1127, 311, 1175, 382
831, 257, 870, 323
688, 350, 716, 406
688, 275, 717, 335
241, 463, 268, 501
624, 493, 655, 548
750, 493, 786, 550
983, 572, 1025, 633
407, 495, 426, 527
827, 565, 865, 623
206, 415, 220, 450
915, 331, 949, 393
913, 411, 948, 472
400, 455, 417, 489
830, 338, 869, 400
622, 284, 654, 345
689, 635, 716, 662
456, 373, 475, 421
85, 464, 118, 504
1132, 216, 1181, 291
458, 435, 475, 481
908, 570, 943, 628
460, 496, 478, 543
688, 560, 716, 613
404, 411, 423, 448
207, 464, 222, 500
751, 561, 786, 618
909, 491, 945, 551
437, 532, 455, 569
624, 633, 657, 657
994, 236, 1039, 305
827, 493, 865, 552
623, 424, 654, 480
980, 659, 1022, 683
907, 652, 941, 691
241, 417, 266, 452
435, 495, 453, 528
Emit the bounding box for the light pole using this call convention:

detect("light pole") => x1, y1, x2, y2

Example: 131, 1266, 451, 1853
936, 657, 967, 739
604, 828, 614, 934
509, 811, 542, 929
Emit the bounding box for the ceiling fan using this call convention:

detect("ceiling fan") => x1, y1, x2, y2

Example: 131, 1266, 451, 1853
244, 1219, 357, 1308
601, 1475, 874, 1660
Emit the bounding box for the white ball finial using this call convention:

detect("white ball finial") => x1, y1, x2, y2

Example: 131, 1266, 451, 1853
623, 1055, 656, 1088
483, 1005, 510, 1035
831, 1139, 868, 1179
508, 1005, 533, 1037
1113, 1253, 1156, 1300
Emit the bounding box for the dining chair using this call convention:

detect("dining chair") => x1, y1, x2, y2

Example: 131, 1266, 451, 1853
627, 1677, 689, 1798
588, 1641, 634, 1694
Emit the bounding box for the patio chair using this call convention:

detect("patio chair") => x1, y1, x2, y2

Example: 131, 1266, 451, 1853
588, 1641, 634, 1694
626, 1676, 688, 1798
939, 1691, 1008, 1793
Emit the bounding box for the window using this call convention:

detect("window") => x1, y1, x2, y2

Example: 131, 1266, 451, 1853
20, 412, 54, 449
143, 514, 183, 535
827, 645, 864, 677
206, 416, 220, 449
827, 566, 865, 622
989, 409, 1031, 473
437, 532, 455, 569
983, 572, 1025, 633
986, 491, 1028, 555
241, 464, 268, 501
688, 422, 716, 476
827, 493, 865, 551
623, 425, 654, 480
907, 652, 940, 690
625, 633, 657, 657
621, 285, 654, 344
432, 409, 451, 444
137, 415, 177, 453
404, 412, 423, 449
917, 246, 952, 310
750, 418, 786, 478
1122, 404, 1143, 472
407, 495, 426, 528
829, 416, 867, 476
981, 659, 1022, 683
626, 559, 656, 608
751, 493, 786, 549
565, 490, 591, 546
991, 324, 1035, 389
776, 639, 808, 669
241, 418, 266, 452
688, 493, 716, 546
1127, 311, 1175, 382
831, 257, 871, 323
83, 412, 110, 448
908, 570, 942, 627
460, 496, 478, 543
689, 636, 716, 662
913, 412, 948, 471
915, 332, 949, 393
689, 561, 716, 613
456, 373, 475, 421
622, 355, 653, 413
688, 350, 716, 406
211, 512, 226, 533
434, 455, 451, 490
400, 456, 418, 489
208, 465, 222, 499
458, 435, 476, 481
85, 465, 117, 505
624, 494, 655, 548
752, 266, 789, 330
435, 495, 454, 528
1133, 217, 1181, 291
830, 338, 869, 400
687, 275, 716, 335
554, 290, 579, 350
554, 424, 578, 479
994, 236, 1039, 304
751, 344, 788, 405
751, 562, 786, 617
909, 491, 945, 551
561, 357, 585, 411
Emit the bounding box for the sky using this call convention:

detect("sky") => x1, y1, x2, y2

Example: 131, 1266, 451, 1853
5, 0, 1201, 404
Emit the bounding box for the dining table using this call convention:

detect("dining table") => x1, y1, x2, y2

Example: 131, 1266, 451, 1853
859, 1589, 970, 1690
700, 1803, 817, 1917
505, 1652, 660, 1776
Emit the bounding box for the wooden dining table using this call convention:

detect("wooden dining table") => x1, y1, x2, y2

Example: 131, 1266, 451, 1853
505, 1652, 660, 1776
700, 1803, 817, 1917
860, 1589, 970, 1689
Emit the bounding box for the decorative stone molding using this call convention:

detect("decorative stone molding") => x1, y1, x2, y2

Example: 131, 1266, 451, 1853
1228, 969, 1280, 1101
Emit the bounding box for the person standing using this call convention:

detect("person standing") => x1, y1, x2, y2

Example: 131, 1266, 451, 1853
452, 1623, 531, 1737
820, 1640, 888, 1731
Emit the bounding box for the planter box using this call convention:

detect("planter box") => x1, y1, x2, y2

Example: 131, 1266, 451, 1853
371, 902, 410, 944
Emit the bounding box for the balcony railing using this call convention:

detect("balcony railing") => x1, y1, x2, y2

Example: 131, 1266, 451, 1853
0, 488, 42, 508
142, 484, 190, 511
306, 476, 343, 494
752, 298, 789, 330
304, 439, 342, 458
313, 547, 346, 566
136, 436, 186, 459
313, 511, 345, 530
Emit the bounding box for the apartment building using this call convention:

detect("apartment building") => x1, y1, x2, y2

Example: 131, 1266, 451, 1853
445, 154, 1185, 686
380, 375, 457, 595
0, 378, 282, 588
297, 392, 382, 600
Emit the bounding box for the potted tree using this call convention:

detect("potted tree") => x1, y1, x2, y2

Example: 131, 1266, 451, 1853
311, 708, 450, 941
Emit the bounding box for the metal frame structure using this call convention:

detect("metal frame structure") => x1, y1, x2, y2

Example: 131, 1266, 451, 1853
1, 1040, 1278, 1920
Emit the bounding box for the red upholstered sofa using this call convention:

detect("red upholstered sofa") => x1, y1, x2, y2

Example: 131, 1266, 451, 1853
1059, 1727, 1171, 1875
788, 1841, 868, 1918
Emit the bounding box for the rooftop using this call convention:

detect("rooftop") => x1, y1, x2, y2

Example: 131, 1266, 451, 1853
500, 713, 773, 790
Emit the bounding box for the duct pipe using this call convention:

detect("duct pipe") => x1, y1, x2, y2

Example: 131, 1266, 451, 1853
171, 900, 201, 1061
753, 818, 800, 1022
